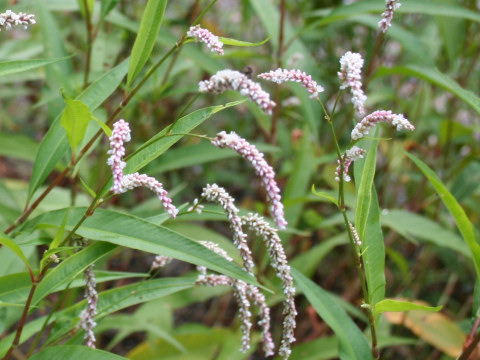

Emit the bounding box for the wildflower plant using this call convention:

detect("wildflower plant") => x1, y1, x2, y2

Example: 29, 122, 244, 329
1, 1, 480, 360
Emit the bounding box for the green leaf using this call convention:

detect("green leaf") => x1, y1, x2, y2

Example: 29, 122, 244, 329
126, 0, 168, 88
374, 299, 442, 318
78, 0, 95, 19
0, 277, 193, 356
49, 209, 69, 250
0, 133, 39, 162
145, 141, 277, 174
354, 134, 385, 306
312, 0, 480, 27
79, 177, 97, 198
218, 36, 270, 47
28, 58, 129, 200
0, 234, 33, 282
33, 242, 117, 305
37, 3, 74, 95
101, 0, 120, 19
381, 209, 470, 258
125, 101, 245, 175
376, 65, 480, 115
293, 268, 373, 360
92, 116, 112, 137
29, 345, 128, 360
283, 130, 315, 228
0, 57, 72, 77
60, 93, 94, 153
312, 185, 339, 208
291, 234, 348, 278
0, 269, 146, 305
0, 302, 30, 308
406, 152, 480, 280
25, 208, 261, 289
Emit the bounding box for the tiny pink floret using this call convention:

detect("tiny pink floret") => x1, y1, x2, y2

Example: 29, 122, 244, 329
258, 68, 324, 99
187, 24, 224, 55
212, 131, 287, 229
199, 69, 276, 115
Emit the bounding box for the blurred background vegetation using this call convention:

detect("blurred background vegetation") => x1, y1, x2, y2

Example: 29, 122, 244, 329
1, 0, 480, 359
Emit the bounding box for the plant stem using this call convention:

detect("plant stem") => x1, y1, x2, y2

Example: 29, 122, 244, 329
364, 32, 385, 87
458, 325, 480, 360
82, 0, 93, 89
270, 0, 286, 144
319, 97, 379, 358
2, 268, 48, 360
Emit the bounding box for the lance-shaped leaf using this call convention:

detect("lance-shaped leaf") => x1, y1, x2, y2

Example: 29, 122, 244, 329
293, 269, 373, 360
374, 299, 442, 318
126, 0, 167, 88
0, 56, 72, 77
25, 208, 261, 288
354, 133, 386, 307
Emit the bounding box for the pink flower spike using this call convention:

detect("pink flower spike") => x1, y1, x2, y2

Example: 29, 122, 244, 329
78, 264, 98, 348
187, 24, 224, 55
199, 69, 276, 115
0, 10, 36, 31
242, 213, 296, 359
379, 0, 401, 33
338, 52, 367, 116
107, 119, 131, 194
121, 173, 179, 218
212, 132, 287, 230
258, 68, 324, 99
335, 146, 367, 182
351, 110, 414, 141
202, 184, 256, 273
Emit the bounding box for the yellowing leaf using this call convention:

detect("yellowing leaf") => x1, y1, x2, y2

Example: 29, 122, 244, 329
384, 299, 465, 357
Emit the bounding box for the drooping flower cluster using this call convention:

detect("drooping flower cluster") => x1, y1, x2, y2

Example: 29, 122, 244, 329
107, 120, 178, 218
211, 131, 287, 229
0, 10, 35, 31
378, 0, 402, 33
202, 184, 255, 273
351, 110, 414, 140
187, 24, 224, 55
78, 264, 98, 348
121, 173, 178, 217
199, 69, 276, 115
335, 146, 367, 182
338, 51, 367, 116
258, 68, 324, 99
241, 213, 296, 359
195, 238, 274, 356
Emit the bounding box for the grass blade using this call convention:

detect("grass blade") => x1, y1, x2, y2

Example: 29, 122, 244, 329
406, 152, 480, 280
